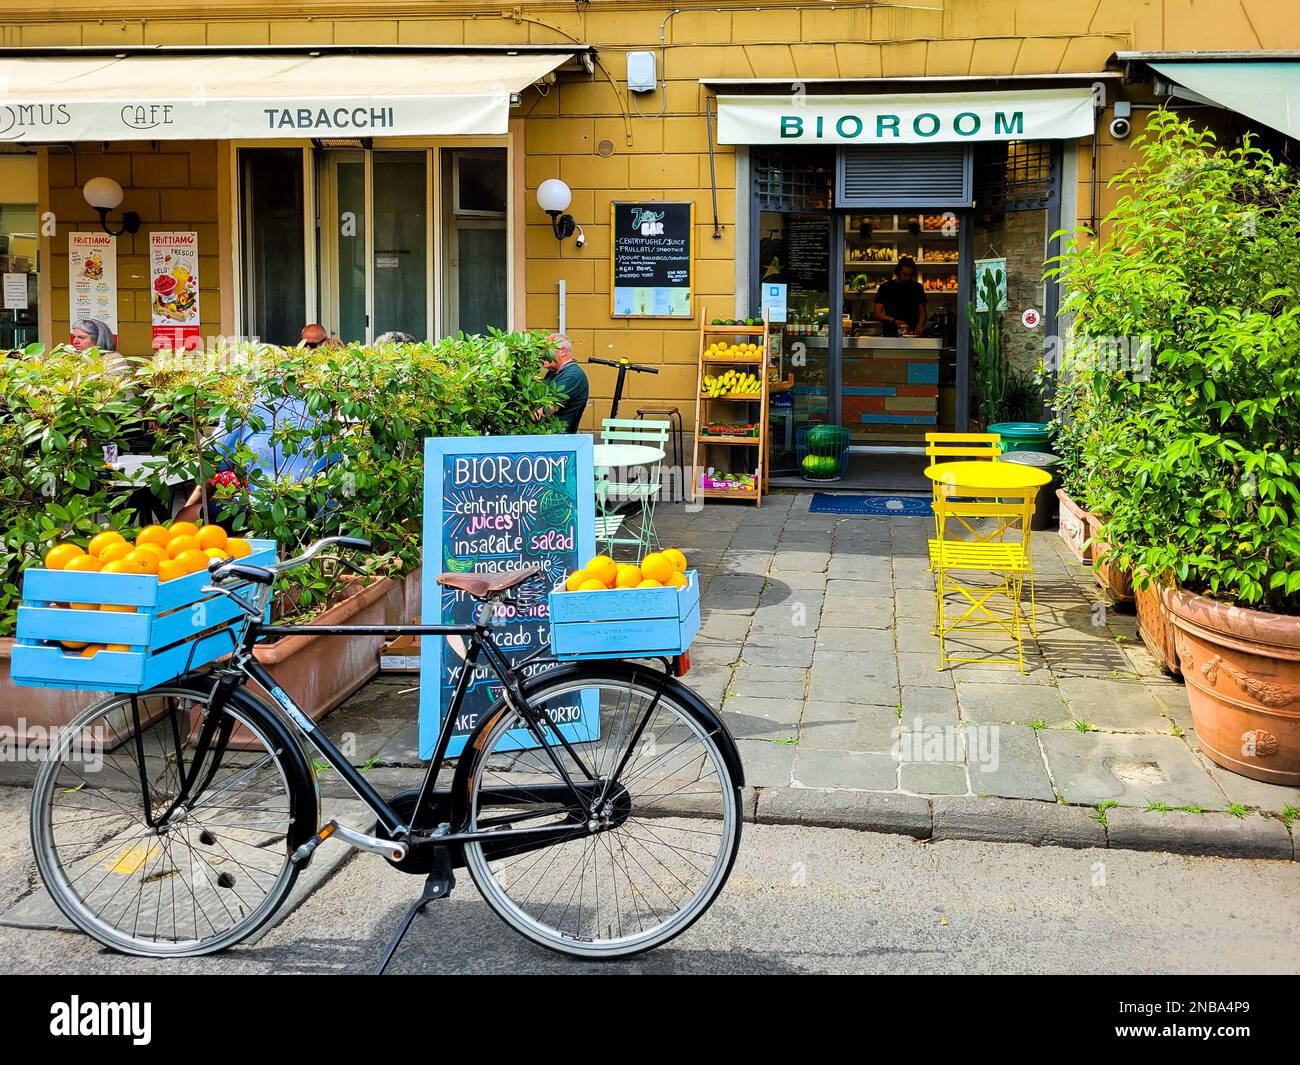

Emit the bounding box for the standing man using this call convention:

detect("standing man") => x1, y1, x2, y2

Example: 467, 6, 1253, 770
872, 256, 928, 337
540, 333, 589, 434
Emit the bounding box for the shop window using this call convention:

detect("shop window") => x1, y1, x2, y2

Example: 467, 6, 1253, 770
441, 148, 507, 337
754, 147, 833, 212
976, 141, 1054, 212
239, 148, 308, 346
0, 203, 39, 350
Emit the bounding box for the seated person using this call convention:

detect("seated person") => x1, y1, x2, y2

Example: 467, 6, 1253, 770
175, 394, 338, 526
537, 333, 589, 434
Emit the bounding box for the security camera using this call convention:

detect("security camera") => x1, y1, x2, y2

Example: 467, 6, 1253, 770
574, 226, 587, 249
1110, 101, 1132, 141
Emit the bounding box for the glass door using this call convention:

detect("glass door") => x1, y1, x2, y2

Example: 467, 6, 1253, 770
317, 149, 429, 343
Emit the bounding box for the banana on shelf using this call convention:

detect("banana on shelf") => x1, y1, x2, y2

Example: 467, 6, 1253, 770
701, 369, 763, 398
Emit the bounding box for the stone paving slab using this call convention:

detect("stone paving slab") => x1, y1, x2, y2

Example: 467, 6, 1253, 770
1039, 730, 1228, 808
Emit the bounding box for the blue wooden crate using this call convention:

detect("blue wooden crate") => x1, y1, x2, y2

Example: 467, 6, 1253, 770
10, 539, 276, 693
548, 569, 700, 660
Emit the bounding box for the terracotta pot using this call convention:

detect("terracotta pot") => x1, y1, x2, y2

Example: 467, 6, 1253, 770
0, 637, 107, 742
1163, 587, 1300, 786
1085, 513, 1135, 611
1134, 578, 1181, 677
1056, 488, 1093, 563
251, 576, 394, 725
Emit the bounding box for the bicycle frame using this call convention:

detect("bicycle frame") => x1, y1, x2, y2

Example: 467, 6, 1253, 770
186, 599, 674, 857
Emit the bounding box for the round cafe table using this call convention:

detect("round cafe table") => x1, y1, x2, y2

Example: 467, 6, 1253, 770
922, 459, 1052, 494
591, 443, 665, 471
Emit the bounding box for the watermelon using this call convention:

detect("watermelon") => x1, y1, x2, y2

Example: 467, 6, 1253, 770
806, 424, 842, 448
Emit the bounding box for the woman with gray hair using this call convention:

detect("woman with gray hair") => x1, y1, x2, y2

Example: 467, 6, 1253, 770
69, 318, 116, 353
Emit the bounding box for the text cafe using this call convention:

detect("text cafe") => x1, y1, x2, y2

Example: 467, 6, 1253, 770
714, 84, 1096, 474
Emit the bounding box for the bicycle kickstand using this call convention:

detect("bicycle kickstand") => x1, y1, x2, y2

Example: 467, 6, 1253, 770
373, 846, 455, 976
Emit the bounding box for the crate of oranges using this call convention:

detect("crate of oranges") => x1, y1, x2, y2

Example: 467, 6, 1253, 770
548, 549, 699, 660
10, 523, 275, 693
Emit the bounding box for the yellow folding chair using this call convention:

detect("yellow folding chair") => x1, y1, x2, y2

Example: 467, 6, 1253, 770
928, 485, 1037, 673
924, 433, 1002, 569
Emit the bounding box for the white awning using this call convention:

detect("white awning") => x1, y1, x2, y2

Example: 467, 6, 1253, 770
715, 88, 1096, 145
0, 51, 575, 142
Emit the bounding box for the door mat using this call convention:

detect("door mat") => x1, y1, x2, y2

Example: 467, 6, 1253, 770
809, 493, 933, 516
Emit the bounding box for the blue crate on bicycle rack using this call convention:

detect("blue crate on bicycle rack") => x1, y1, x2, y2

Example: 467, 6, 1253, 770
548, 569, 700, 660
10, 539, 276, 694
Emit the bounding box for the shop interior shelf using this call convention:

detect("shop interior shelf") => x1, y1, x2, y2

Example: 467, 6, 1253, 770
699, 392, 763, 401
702, 324, 771, 335
700, 435, 762, 445
703, 354, 765, 363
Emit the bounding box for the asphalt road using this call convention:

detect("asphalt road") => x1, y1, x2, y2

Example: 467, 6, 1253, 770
0, 785, 1296, 975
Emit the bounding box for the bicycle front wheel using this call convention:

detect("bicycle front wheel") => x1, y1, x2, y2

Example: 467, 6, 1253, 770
30, 686, 305, 957
462, 666, 742, 958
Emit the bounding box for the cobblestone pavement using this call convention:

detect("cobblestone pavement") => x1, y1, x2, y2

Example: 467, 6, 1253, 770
322, 492, 1298, 858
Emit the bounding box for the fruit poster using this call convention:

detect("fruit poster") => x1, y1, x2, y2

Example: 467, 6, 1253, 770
149, 231, 201, 350
68, 232, 118, 343
418, 435, 597, 758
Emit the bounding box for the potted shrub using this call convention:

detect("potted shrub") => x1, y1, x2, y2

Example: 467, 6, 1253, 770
1044, 372, 1097, 564
1053, 112, 1300, 783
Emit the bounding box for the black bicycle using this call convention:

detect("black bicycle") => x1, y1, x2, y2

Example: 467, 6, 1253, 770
30, 536, 743, 964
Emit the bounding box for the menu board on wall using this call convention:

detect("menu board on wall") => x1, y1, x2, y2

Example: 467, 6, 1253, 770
150, 231, 201, 350
786, 216, 831, 289
418, 435, 597, 758
611, 200, 694, 317
68, 232, 118, 344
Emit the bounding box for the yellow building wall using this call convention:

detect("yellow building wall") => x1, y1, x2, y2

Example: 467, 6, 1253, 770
8, 1, 1298, 424
43, 143, 223, 356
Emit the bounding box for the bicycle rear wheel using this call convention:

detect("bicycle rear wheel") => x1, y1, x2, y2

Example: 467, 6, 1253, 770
462, 666, 742, 958
30, 686, 305, 956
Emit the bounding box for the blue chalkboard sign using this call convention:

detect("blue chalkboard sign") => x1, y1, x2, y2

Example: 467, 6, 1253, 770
418, 435, 596, 758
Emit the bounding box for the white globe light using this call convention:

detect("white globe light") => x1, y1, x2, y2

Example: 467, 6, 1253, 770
536, 178, 572, 215
83, 177, 125, 211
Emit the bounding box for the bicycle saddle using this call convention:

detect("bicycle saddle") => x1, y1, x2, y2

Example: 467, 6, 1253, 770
435, 565, 540, 599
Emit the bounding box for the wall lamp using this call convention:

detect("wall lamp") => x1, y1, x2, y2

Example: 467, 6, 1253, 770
536, 178, 577, 240
83, 177, 141, 237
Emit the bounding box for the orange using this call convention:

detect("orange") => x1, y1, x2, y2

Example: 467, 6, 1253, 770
166, 534, 200, 558
43, 543, 85, 570
578, 579, 609, 592
663, 548, 688, 573
565, 569, 590, 592
105, 644, 131, 652
639, 552, 673, 585
157, 559, 187, 582
125, 548, 159, 574
80, 644, 105, 658
636, 579, 663, 588
226, 538, 253, 559
167, 521, 199, 539
584, 554, 617, 587
64, 554, 103, 573
614, 563, 642, 589
135, 542, 168, 563
204, 548, 230, 561
59, 640, 88, 650
174, 549, 210, 574
196, 525, 228, 551
668, 571, 689, 589
97, 541, 133, 565
87, 530, 126, 558
135, 524, 171, 549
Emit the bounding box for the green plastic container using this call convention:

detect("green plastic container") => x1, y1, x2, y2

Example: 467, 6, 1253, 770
987, 421, 1052, 454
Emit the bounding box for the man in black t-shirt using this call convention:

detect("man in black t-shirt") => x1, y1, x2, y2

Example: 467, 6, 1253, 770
872, 256, 928, 337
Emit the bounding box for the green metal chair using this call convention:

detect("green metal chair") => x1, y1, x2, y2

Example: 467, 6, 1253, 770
596, 418, 670, 558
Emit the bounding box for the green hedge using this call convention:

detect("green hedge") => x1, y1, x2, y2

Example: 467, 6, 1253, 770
0, 332, 566, 633
1048, 112, 1300, 612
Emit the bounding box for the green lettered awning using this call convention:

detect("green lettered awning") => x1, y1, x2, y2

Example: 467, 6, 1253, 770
1151, 61, 1300, 140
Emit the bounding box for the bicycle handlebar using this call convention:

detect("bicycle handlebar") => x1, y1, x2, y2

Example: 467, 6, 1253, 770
587, 357, 659, 375
207, 535, 372, 585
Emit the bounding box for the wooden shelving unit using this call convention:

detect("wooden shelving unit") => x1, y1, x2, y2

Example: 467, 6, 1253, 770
691, 308, 772, 507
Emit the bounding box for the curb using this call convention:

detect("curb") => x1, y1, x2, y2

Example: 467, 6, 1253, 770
747, 786, 1297, 861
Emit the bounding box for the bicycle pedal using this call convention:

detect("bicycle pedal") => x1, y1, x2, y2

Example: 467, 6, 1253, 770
292, 819, 409, 865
